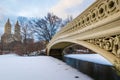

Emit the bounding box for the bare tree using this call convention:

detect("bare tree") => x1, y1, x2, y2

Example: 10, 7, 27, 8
21, 25, 33, 43
18, 17, 34, 55
33, 13, 62, 42
61, 15, 73, 27
18, 17, 34, 42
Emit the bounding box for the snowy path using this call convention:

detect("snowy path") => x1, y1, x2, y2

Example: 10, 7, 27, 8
0, 54, 93, 80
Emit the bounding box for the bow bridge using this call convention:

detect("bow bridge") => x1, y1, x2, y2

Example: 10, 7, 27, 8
46, 0, 120, 71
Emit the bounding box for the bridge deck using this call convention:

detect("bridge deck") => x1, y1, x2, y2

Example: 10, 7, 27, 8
0, 54, 93, 80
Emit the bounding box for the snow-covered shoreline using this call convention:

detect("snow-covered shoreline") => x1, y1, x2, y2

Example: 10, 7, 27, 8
0, 54, 93, 80
65, 54, 113, 66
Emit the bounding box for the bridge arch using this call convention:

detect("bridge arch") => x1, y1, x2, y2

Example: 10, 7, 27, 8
47, 39, 117, 66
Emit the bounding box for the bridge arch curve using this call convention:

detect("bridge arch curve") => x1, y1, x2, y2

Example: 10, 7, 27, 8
47, 39, 116, 66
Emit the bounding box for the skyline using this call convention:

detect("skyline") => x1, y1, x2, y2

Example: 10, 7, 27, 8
0, 0, 95, 35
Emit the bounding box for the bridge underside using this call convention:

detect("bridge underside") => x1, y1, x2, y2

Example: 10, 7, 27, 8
48, 40, 117, 62
48, 42, 73, 59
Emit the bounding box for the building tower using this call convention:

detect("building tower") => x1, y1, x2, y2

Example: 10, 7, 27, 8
14, 21, 22, 41
4, 19, 11, 34
1, 19, 13, 44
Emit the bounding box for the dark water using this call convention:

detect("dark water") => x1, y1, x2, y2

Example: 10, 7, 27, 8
64, 57, 120, 80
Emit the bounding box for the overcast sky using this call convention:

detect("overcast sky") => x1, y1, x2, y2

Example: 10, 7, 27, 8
0, 0, 95, 34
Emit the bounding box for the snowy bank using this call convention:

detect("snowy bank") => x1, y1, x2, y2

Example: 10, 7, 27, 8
65, 54, 113, 66
0, 54, 93, 80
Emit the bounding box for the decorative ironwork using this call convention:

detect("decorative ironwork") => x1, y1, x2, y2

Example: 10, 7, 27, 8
60, 0, 120, 34
86, 34, 120, 71
114, 59, 120, 71
86, 34, 120, 57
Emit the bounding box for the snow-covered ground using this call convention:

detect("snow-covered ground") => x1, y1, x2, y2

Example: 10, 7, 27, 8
0, 54, 93, 80
65, 54, 113, 66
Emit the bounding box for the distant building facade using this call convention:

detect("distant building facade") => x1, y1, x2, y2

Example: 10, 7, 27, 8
1, 19, 22, 44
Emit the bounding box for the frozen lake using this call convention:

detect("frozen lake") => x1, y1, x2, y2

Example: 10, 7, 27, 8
0, 54, 93, 80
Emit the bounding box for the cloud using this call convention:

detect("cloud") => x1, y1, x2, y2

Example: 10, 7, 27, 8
17, 9, 38, 17
13, 0, 50, 18
50, 0, 84, 19
0, 7, 6, 20
0, 0, 95, 21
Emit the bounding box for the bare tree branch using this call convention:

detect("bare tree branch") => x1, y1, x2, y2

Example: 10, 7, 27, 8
33, 13, 62, 42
